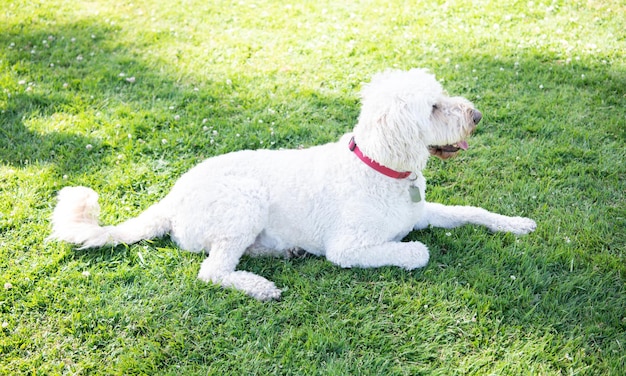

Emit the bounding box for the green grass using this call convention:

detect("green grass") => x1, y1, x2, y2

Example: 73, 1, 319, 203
1, 0, 625, 374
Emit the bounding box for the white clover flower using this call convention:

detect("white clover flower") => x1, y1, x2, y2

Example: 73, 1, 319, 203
82, 271, 90, 277
174, 115, 180, 121
3, 282, 12, 290
126, 76, 136, 83
161, 139, 168, 144
85, 144, 93, 150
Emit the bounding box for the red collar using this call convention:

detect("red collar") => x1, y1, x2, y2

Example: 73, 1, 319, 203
348, 137, 412, 179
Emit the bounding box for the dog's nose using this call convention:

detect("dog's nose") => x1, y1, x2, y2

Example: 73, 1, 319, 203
472, 110, 482, 125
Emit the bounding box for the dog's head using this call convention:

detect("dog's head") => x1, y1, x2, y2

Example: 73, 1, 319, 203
353, 68, 481, 171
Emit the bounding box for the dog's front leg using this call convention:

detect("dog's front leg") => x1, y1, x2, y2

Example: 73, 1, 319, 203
325, 241, 430, 270
416, 202, 536, 235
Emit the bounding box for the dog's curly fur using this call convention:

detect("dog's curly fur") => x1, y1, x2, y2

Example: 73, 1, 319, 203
49, 69, 536, 301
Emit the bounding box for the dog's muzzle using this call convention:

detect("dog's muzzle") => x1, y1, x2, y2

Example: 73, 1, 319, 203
428, 108, 482, 159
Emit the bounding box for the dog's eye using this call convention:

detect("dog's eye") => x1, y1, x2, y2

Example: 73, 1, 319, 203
432, 104, 438, 111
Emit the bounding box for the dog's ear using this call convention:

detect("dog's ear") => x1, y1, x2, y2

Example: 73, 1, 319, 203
353, 69, 443, 170
355, 96, 431, 172
381, 93, 435, 141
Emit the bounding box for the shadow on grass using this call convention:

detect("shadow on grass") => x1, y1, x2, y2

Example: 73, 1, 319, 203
0, 92, 103, 171
0, 20, 358, 176
1, 22, 122, 173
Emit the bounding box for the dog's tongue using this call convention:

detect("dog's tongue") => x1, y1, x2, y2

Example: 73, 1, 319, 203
456, 140, 469, 150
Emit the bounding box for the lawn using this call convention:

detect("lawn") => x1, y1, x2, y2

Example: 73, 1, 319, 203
1, 0, 625, 374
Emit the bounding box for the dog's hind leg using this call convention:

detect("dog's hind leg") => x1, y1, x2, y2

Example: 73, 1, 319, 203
182, 181, 281, 301
197, 238, 282, 301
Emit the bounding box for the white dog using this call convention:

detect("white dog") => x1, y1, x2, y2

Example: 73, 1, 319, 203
50, 69, 536, 301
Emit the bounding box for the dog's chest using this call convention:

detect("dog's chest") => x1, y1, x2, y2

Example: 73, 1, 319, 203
391, 176, 428, 234
387, 183, 427, 235
348, 175, 427, 240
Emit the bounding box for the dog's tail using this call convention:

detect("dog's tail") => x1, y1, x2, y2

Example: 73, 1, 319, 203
48, 186, 171, 248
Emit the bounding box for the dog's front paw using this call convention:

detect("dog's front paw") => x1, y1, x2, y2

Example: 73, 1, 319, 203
490, 216, 537, 235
